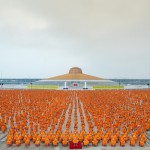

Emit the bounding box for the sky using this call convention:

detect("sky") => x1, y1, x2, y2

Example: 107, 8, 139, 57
0, 0, 150, 79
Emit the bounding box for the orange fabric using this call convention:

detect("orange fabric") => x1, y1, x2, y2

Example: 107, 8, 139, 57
0, 90, 149, 147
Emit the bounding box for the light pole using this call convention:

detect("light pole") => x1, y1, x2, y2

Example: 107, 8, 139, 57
0, 83, 3, 88
30, 82, 32, 89
118, 80, 121, 89
147, 83, 150, 89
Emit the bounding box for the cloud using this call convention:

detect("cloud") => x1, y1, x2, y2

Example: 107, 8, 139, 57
0, 0, 150, 78
0, 7, 49, 32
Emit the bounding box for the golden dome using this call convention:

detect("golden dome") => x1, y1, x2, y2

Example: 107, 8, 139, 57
47, 67, 103, 80
69, 67, 82, 74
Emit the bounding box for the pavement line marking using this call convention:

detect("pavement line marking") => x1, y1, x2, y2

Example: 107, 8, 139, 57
146, 141, 150, 147
0, 135, 7, 144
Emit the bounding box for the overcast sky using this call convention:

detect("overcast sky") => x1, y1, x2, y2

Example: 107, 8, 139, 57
0, 0, 150, 79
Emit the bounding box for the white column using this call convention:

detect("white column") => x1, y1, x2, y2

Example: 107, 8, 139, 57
84, 81, 87, 88
65, 81, 67, 88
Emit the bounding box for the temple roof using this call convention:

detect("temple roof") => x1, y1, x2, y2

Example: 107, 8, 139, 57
47, 67, 104, 80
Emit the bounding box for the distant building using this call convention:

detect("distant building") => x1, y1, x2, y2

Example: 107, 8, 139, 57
30, 67, 122, 90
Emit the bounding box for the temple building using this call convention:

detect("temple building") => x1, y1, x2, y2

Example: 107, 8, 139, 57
30, 67, 123, 90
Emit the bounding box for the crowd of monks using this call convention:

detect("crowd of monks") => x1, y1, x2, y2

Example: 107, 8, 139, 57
0, 89, 149, 147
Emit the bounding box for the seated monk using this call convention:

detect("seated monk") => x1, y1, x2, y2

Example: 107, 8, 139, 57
111, 138, 116, 146
130, 138, 136, 146
123, 133, 129, 142
132, 133, 138, 142
32, 135, 37, 143
1, 124, 7, 133
113, 134, 118, 142
81, 130, 86, 136
62, 138, 68, 146
25, 138, 30, 146
45, 138, 50, 146
96, 134, 102, 141
28, 134, 32, 140
52, 138, 58, 146
73, 137, 79, 144
63, 133, 68, 141
83, 138, 89, 146
141, 134, 147, 143
92, 138, 98, 146
13, 134, 18, 142
88, 134, 93, 142
69, 135, 73, 142
15, 138, 21, 146
35, 139, 40, 146
23, 134, 28, 142
48, 134, 53, 142
78, 134, 83, 142
122, 126, 127, 133
102, 137, 108, 146
41, 135, 46, 143
120, 138, 125, 146
139, 139, 145, 147
7, 138, 13, 146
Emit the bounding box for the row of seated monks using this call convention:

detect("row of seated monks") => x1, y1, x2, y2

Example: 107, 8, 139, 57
6, 129, 147, 147
0, 90, 149, 147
